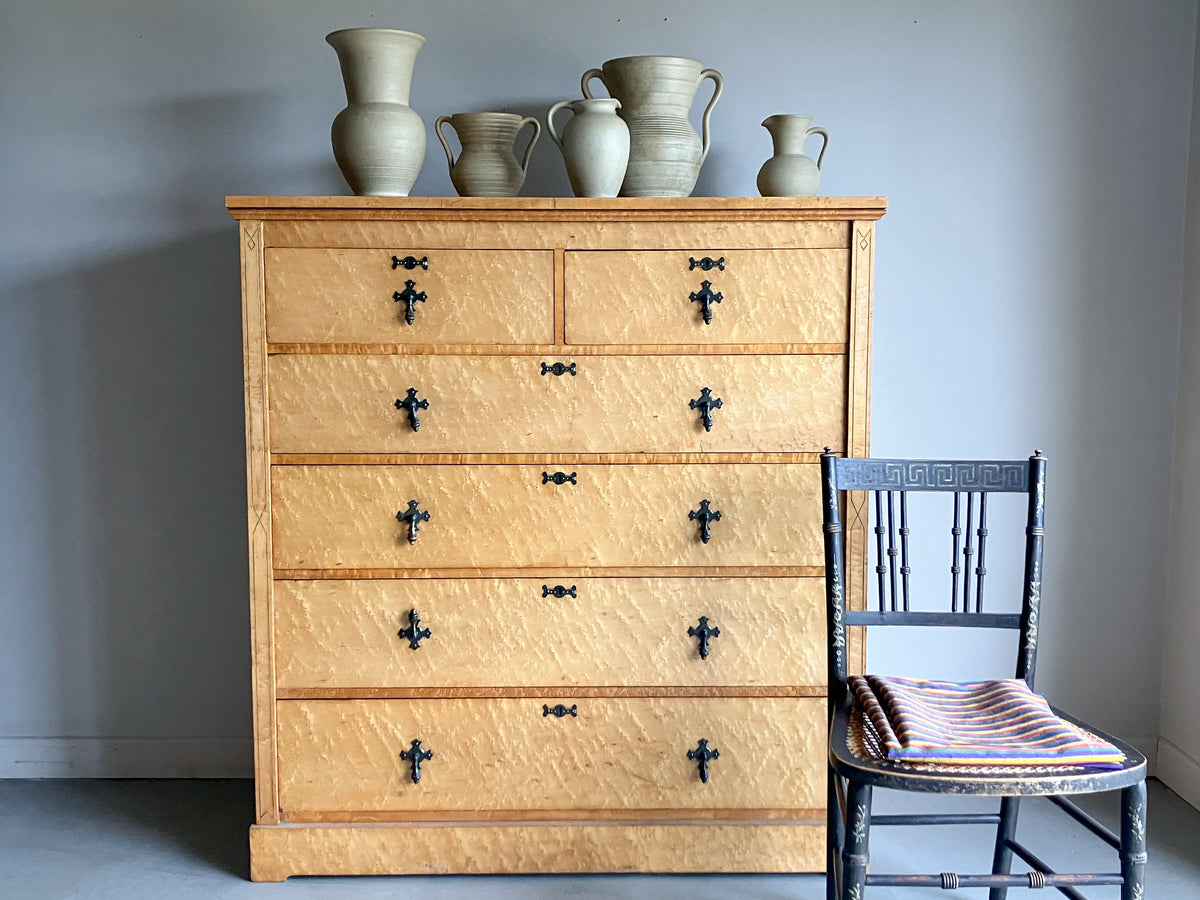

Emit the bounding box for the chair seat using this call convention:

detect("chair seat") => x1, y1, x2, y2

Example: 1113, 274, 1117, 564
829, 696, 1147, 796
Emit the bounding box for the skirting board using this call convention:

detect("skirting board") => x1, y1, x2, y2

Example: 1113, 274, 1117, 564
250, 821, 824, 882
1157, 736, 1200, 812
0, 738, 252, 778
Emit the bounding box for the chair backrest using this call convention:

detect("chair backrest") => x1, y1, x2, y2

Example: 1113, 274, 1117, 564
820, 451, 1046, 708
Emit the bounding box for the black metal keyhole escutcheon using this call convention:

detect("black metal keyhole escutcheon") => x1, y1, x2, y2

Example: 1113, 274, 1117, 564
392, 255, 429, 270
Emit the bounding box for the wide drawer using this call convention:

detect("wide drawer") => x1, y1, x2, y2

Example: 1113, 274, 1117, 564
274, 577, 824, 690
264, 248, 554, 344
564, 249, 849, 345
271, 463, 822, 570
268, 354, 846, 454
276, 697, 824, 819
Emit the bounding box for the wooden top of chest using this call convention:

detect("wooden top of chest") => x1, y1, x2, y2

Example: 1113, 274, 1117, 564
226, 196, 887, 221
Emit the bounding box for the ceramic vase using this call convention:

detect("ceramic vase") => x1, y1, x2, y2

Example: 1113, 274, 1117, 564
435, 112, 541, 197
581, 55, 723, 198
326, 28, 426, 196
547, 98, 629, 198
756, 114, 829, 197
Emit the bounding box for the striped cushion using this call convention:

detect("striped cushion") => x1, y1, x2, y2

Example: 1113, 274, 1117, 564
849, 675, 1124, 768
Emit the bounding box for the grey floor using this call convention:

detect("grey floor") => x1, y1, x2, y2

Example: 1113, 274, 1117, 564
0, 779, 1196, 899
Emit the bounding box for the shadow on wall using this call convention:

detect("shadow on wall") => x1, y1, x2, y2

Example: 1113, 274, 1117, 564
6, 87, 346, 764
19, 229, 252, 752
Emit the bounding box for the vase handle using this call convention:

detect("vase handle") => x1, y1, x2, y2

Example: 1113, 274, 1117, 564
547, 101, 573, 149
806, 126, 830, 170
434, 115, 457, 170
698, 69, 724, 164
517, 116, 542, 175
581, 68, 606, 99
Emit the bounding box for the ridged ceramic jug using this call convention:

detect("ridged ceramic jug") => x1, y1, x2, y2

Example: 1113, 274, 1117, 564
326, 28, 426, 196
435, 112, 541, 197
581, 55, 723, 198
547, 98, 629, 198
756, 114, 829, 197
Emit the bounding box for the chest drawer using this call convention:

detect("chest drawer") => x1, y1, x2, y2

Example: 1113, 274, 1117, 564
271, 463, 822, 571
564, 249, 849, 345
265, 248, 554, 345
274, 577, 824, 690
276, 697, 824, 819
268, 354, 845, 454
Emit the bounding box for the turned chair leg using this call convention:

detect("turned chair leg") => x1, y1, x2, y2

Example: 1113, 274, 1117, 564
988, 795, 1021, 900
1121, 781, 1148, 900
827, 767, 842, 900
841, 780, 872, 899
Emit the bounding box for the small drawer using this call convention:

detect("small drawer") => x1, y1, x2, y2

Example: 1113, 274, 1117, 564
274, 576, 825, 690
564, 249, 849, 345
270, 463, 823, 571
268, 354, 846, 454
264, 248, 554, 344
276, 697, 824, 819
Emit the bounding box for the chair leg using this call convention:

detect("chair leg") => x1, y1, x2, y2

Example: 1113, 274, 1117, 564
988, 796, 1021, 900
827, 767, 842, 900
841, 780, 871, 899
1120, 781, 1147, 900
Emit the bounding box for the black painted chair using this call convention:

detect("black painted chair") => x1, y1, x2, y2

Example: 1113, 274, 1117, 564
821, 452, 1147, 899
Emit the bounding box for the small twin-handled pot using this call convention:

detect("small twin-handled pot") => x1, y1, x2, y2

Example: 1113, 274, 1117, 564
435, 111, 541, 197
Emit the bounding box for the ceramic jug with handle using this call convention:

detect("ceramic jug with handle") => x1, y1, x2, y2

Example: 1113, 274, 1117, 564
435, 112, 541, 197
581, 55, 723, 198
756, 114, 829, 197
547, 98, 629, 198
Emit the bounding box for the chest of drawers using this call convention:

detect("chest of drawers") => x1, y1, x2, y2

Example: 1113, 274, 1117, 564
228, 196, 883, 882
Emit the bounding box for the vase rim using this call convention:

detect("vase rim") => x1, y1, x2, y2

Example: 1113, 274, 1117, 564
762, 113, 814, 123
603, 54, 704, 67
447, 111, 525, 122
326, 27, 426, 45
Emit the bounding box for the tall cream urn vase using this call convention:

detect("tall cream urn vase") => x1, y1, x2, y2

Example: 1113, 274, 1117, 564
581, 55, 723, 198
326, 28, 426, 196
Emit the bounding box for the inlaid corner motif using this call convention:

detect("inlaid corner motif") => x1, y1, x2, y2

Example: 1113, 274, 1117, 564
856, 228, 871, 252
243, 222, 260, 251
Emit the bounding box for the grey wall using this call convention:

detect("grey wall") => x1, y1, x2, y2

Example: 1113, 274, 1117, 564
0, 0, 1193, 776
1161, 15, 1200, 809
